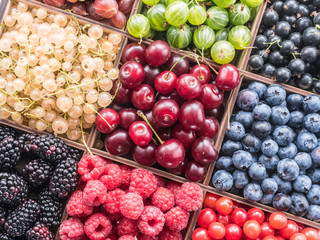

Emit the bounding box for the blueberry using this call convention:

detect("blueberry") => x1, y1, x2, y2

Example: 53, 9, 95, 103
277, 158, 300, 181
253, 103, 271, 121
243, 183, 263, 202
264, 85, 286, 106
232, 150, 254, 171
261, 139, 279, 157
235, 111, 254, 130
296, 132, 318, 152
260, 194, 275, 205
233, 170, 249, 189
293, 152, 312, 171
228, 186, 241, 195
307, 168, 320, 183
252, 121, 272, 139
303, 113, 320, 134
271, 106, 290, 125
289, 192, 309, 216
221, 140, 242, 156
226, 122, 245, 141
287, 94, 304, 111
288, 111, 305, 128
278, 143, 297, 159
272, 193, 292, 211
273, 125, 296, 146
242, 134, 262, 153
212, 170, 233, 191
216, 156, 235, 171
261, 178, 278, 194
306, 184, 320, 205
302, 95, 320, 113
237, 89, 259, 111
248, 163, 267, 181
306, 205, 320, 221
273, 174, 293, 193
293, 175, 312, 193
258, 155, 279, 171
311, 147, 320, 165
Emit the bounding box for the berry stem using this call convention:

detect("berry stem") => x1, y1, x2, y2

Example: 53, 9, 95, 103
166, 53, 194, 79
137, 110, 163, 145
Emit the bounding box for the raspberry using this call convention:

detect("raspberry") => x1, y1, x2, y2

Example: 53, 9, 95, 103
164, 207, 189, 231
129, 169, 157, 199
78, 155, 106, 182
155, 175, 165, 187
99, 164, 122, 190
84, 213, 112, 240
137, 234, 159, 240
120, 193, 144, 220
83, 180, 108, 207
67, 190, 94, 217
176, 182, 203, 211
117, 218, 139, 236
138, 206, 165, 236
119, 164, 132, 189
166, 182, 182, 201
118, 235, 135, 240
151, 187, 175, 212
159, 227, 182, 240
59, 218, 85, 240
108, 212, 123, 221
103, 188, 126, 214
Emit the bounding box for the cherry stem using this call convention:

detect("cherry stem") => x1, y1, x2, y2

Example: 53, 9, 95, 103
166, 53, 193, 79
111, 80, 121, 102
200, 56, 219, 75
137, 110, 164, 145
194, 54, 204, 80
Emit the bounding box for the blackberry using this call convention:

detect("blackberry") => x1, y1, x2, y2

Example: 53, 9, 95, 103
49, 158, 79, 199
30, 135, 68, 165
39, 198, 63, 230
18, 133, 37, 155
0, 138, 21, 169
22, 159, 53, 188
0, 233, 13, 240
0, 125, 17, 142
0, 207, 6, 231
26, 223, 54, 240
67, 146, 81, 160
39, 188, 60, 203
0, 173, 28, 206
5, 200, 40, 238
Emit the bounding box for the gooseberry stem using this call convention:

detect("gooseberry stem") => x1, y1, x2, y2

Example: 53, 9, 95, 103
137, 110, 163, 145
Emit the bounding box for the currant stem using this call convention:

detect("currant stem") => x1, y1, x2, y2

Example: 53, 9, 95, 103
80, 116, 93, 155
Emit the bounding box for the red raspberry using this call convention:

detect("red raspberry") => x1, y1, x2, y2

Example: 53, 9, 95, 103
106, 227, 118, 240
84, 213, 112, 240
138, 206, 165, 236
176, 182, 203, 211
165, 207, 189, 231
137, 234, 159, 240
99, 164, 123, 190
166, 181, 181, 201
159, 227, 182, 240
83, 180, 108, 207
103, 188, 126, 214
151, 187, 175, 212
155, 175, 165, 187
78, 155, 106, 181
118, 236, 135, 240
59, 218, 85, 240
117, 218, 139, 236
120, 193, 144, 220
119, 164, 133, 190
129, 169, 157, 199
67, 190, 94, 217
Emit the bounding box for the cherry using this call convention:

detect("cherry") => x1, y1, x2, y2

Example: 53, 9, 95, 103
144, 109, 162, 131
206, 105, 224, 121
157, 90, 181, 105
192, 136, 218, 165
176, 74, 201, 100
158, 128, 172, 141
185, 160, 207, 182
95, 108, 119, 134
198, 208, 217, 229
216, 64, 240, 91
129, 121, 152, 146
231, 208, 248, 227
119, 60, 145, 89
225, 224, 243, 240
144, 64, 161, 88
179, 100, 205, 131
104, 129, 133, 155
190, 64, 211, 84
119, 108, 141, 129
217, 213, 232, 225
168, 157, 187, 175
172, 123, 196, 148
197, 117, 219, 138
108, 101, 124, 112
132, 142, 157, 166
192, 228, 211, 240
121, 43, 146, 64
110, 80, 132, 105
163, 53, 190, 77
145, 40, 171, 67
260, 222, 275, 238
198, 84, 224, 109
152, 99, 180, 128
131, 84, 155, 110
154, 71, 177, 94
156, 139, 185, 168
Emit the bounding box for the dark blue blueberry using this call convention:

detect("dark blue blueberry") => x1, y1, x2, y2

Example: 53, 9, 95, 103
278, 143, 297, 159
253, 103, 271, 121
235, 111, 254, 130
228, 186, 241, 195
280, 100, 287, 107
303, 113, 320, 134
261, 139, 279, 157
232, 150, 254, 171
293, 175, 312, 193
252, 121, 272, 139
306, 205, 320, 221
307, 168, 320, 183
237, 89, 259, 111
233, 170, 249, 189
277, 158, 300, 181
287, 94, 304, 111
271, 106, 290, 125
318, 138, 320, 147
288, 111, 305, 128
273, 174, 293, 193
248, 163, 267, 181
243, 183, 263, 202
241, 134, 262, 153
221, 140, 242, 156
216, 156, 234, 171
260, 194, 275, 205
302, 95, 320, 113
248, 81, 267, 99
212, 170, 233, 191
258, 155, 279, 171
261, 178, 278, 194
264, 84, 287, 106
296, 131, 318, 152
293, 152, 312, 171
272, 193, 292, 211
225, 122, 245, 141
289, 192, 309, 216
273, 125, 296, 146
311, 146, 320, 165
307, 184, 320, 204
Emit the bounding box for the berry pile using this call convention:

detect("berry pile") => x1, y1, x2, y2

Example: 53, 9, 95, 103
193, 193, 320, 240
95, 40, 241, 182
62, 154, 204, 239
248, 0, 320, 92
213, 81, 320, 222
0, 124, 80, 239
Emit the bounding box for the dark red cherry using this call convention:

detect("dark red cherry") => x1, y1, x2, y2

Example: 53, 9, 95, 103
191, 136, 218, 165
144, 109, 162, 131
157, 90, 181, 105
205, 105, 224, 121
197, 117, 219, 138
145, 40, 171, 67
104, 129, 133, 155
95, 108, 119, 134
131, 84, 155, 110
185, 160, 208, 182
158, 128, 172, 141
119, 108, 141, 129
190, 64, 211, 84
144, 64, 161, 88
133, 142, 157, 166
172, 123, 196, 149
110, 80, 132, 105
152, 99, 180, 128
163, 53, 190, 77
176, 74, 201, 100
119, 60, 145, 89
109, 101, 125, 112
179, 100, 205, 131
197, 84, 224, 109
156, 139, 185, 168
154, 71, 177, 94
168, 157, 188, 175
129, 121, 152, 146
216, 64, 240, 91
121, 43, 146, 65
